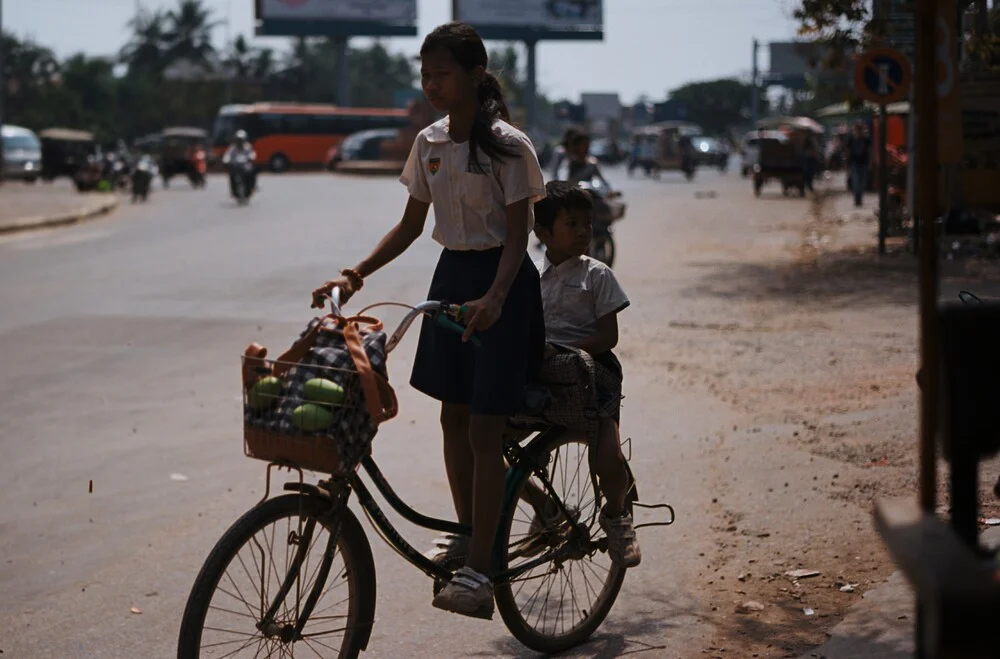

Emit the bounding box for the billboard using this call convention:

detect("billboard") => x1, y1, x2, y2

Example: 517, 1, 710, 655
255, 0, 417, 37
455, 0, 603, 40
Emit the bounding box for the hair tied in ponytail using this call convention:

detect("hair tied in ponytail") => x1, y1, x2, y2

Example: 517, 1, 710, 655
421, 22, 520, 173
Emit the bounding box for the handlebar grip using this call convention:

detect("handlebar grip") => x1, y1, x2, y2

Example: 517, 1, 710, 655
436, 315, 482, 347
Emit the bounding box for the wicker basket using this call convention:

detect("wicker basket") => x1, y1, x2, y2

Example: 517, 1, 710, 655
242, 355, 361, 474
243, 425, 344, 474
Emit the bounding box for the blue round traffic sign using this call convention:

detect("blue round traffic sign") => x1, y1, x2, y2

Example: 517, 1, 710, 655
854, 48, 912, 104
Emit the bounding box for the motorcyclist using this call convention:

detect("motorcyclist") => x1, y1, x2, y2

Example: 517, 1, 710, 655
222, 130, 257, 193
563, 128, 612, 189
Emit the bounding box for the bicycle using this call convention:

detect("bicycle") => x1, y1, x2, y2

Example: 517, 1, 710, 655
177, 290, 673, 657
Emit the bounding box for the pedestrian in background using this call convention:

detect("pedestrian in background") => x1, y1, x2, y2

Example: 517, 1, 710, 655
845, 120, 872, 207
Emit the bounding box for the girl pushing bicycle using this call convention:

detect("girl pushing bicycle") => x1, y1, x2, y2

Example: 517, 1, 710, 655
312, 21, 546, 620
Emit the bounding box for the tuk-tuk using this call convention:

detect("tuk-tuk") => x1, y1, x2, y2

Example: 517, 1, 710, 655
751, 116, 825, 197
637, 121, 701, 180
38, 128, 97, 185
159, 126, 208, 188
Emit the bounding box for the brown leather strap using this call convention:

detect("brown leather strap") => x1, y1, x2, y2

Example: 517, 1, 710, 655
318, 314, 384, 333
343, 320, 398, 424
272, 323, 321, 378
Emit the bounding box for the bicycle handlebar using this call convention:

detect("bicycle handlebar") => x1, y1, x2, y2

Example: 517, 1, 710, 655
322, 291, 480, 353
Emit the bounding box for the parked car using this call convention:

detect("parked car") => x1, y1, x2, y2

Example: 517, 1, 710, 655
2, 125, 42, 183
325, 128, 402, 172
691, 136, 729, 170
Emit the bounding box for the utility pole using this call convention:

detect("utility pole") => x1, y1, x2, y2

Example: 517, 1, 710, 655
224, 0, 233, 104
525, 40, 538, 133
751, 38, 760, 128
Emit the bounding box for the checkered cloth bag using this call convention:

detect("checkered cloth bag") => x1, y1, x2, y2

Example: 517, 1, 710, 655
243, 314, 397, 472
514, 346, 622, 439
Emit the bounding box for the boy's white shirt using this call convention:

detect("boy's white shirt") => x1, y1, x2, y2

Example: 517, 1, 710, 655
534, 253, 630, 346
400, 117, 546, 251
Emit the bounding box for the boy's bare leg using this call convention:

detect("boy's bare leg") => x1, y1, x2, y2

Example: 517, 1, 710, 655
441, 402, 474, 525
593, 417, 629, 516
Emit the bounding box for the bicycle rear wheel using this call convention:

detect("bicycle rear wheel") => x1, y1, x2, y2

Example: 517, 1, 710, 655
177, 494, 375, 658
494, 433, 627, 653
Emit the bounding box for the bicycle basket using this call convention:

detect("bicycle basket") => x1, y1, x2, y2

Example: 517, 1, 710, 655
242, 315, 396, 474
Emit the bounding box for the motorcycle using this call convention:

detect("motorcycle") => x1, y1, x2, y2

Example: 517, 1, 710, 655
578, 174, 626, 268
131, 155, 155, 203
228, 153, 256, 205
99, 150, 130, 192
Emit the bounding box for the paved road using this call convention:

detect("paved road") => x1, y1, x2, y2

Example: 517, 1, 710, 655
0, 166, 816, 658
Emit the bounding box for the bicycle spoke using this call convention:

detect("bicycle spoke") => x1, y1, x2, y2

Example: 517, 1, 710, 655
234, 550, 264, 616
299, 638, 326, 659
214, 633, 265, 658
302, 634, 343, 656
222, 571, 261, 622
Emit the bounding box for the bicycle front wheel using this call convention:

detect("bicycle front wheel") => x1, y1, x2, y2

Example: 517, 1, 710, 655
495, 432, 627, 653
177, 494, 375, 659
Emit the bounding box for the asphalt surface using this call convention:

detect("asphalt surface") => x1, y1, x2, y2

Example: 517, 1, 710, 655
0, 164, 814, 658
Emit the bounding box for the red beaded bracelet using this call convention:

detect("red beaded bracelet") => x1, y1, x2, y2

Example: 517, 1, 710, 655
341, 268, 364, 290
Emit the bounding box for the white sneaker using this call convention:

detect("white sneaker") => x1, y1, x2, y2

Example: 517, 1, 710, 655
423, 533, 470, 565
599, 508, 642, 568
432, 566, 494, 619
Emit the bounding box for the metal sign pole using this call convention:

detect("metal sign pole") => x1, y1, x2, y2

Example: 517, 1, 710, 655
914, 0, 940, 652
878, 103, 889, 255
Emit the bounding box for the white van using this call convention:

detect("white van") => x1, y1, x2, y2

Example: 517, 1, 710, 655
2, 124, 43, 183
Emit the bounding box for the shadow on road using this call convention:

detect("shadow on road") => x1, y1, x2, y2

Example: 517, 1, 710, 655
685, 252, 919, 310
474, 592, 704, 658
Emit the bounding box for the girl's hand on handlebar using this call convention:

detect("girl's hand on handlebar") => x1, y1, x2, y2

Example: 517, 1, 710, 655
311, 277, 355, 309
461, 294, 502, 342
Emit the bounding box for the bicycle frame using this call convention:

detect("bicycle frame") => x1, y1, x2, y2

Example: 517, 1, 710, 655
345, 425, 585, 586
253, 292, 601, 638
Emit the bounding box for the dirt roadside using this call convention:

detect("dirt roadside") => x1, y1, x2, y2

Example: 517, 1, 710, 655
626, 180, 1000, 658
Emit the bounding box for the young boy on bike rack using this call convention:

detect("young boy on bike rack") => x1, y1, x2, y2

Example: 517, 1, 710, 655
531, 180, 641, 568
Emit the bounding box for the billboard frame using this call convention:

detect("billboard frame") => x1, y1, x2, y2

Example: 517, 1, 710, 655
254, 0, 417, 38
454, 0, 603, 42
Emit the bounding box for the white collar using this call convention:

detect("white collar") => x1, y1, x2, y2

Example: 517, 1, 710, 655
539, 253, 583, 276
425, 117, 451, 143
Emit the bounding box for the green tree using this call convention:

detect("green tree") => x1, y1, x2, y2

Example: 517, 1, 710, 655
227, 35, 253, 80
164, 0, 218, 69
667, 78, 766, 135
348, 41, 416, 107
1, 33, 60, 128
120, 9, 169, 77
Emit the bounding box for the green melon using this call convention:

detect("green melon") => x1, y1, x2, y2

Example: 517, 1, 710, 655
303, 378, 347, 406
290, 403, 335, 432
247, 376, 282, 410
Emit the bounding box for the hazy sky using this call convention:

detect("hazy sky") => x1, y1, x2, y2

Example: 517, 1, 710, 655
6, 0, 801, 103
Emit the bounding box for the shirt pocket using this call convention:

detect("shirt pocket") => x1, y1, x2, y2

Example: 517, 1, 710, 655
555, 281, 594, 324
460, 163, 494, 209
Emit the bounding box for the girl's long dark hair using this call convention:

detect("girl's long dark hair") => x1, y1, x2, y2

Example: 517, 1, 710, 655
421, 21, 519, 173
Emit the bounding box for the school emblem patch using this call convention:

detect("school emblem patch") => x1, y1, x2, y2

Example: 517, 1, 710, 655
428, 158, 441, 175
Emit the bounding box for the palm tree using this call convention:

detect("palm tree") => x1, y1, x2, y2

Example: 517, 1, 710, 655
227, 35, 253, 80
251, 47, 277, 81
163, 0, 218, 71
120, 9, 168, 76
